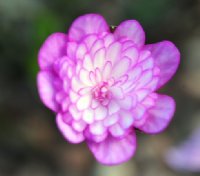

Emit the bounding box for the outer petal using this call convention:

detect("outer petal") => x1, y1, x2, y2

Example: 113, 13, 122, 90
87, 131, 136, 165
38, 33, 67, 69
56, 113, 85, 143
68, 14, 109, 42
138, 94, 175, 134
114, 20, 145, 48
37, 71, 58, 111
145, 41, 180, 89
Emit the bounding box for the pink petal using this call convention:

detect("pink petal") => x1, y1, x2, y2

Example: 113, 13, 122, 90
68, 14, 109, 42
38, 33, 67, 69
66, 42, 77, 59
56, 113, 84, 143
37, 71, 58, 111
114, 20, 145, 48
87, 131, 136, 165
138, 94, 175, 134
145, 41, 180, 89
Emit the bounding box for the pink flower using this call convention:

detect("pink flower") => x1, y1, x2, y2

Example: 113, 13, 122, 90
37, 14, 180, 165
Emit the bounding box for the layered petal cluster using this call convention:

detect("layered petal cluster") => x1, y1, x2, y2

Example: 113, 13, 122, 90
37, 14, 180, 165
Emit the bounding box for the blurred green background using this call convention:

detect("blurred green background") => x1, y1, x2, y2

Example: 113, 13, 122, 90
1, 0, 200, 175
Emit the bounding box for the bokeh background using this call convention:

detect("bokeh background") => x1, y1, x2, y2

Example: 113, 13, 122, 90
1, 0, 200, 175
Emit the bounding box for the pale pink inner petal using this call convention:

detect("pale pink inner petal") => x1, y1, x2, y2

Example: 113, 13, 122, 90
79, 69, 93, 86
76, 94, 91, 111
69, 90, 79, 103
122, 47, 138, 66
84, 34, 98, 49
95, 68, 102, 83
94, 105, 108, 120
109, 124, 125, 137
90, 39, 104, 57
91, 99, 100, 109
119, 110, 134, 129
110, 86, 124, 99
78, 87, 92, 95
108, 100, 120, 115
135, 70, 153, 90
102, 61, 112, 80
89, 71, 97, 85
93, 48, 106, 70
89, 121, 106, 135
106, 42, 121, 64
136, 89, 150, 102
138, 50, 151, 62
118, 96, 134, 110
112, 57, 131, 79
103, 114, 119, 127
139, 57, 154, 70
76, 43, 87, 60
71, 77, 85, 92
72, 120, 87, 132
83, 54, 93, 71
69, 105, 81, 120
82, 108, 94, 124
103, 34, 115, 47
132, 104, 146, 120
122, 40, 135, 51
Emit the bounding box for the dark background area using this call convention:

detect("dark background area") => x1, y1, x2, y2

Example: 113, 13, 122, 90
0, 0, 200, 175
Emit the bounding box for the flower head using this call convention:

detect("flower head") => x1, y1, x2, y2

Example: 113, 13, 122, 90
37, 14, 180, 165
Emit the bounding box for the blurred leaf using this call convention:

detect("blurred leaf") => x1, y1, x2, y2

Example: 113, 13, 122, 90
27, 10, 63, 81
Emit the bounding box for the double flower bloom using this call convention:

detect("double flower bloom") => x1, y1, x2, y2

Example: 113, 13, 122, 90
37, 14, 180, 165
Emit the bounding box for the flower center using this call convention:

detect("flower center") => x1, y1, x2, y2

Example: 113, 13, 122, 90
93, 82, 110, 102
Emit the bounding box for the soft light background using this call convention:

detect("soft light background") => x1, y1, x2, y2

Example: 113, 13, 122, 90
0, 0, 200, 175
